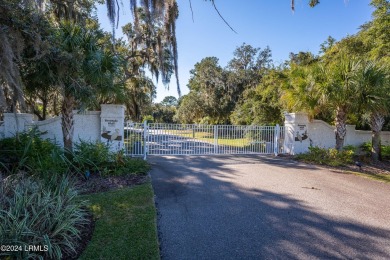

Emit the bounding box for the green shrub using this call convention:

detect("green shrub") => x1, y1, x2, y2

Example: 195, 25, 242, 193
360, 142, 372, 154
0, 175, 89, 259
0, 128, 68, 177
72, 141, 112, 175
109, 151, 151, 176
295, 146, 355, 166
72, 141, 150, 177
0, 131, 150, 179
142, 115, 154, 123
383, 145, 390, 159
360, 142, 390, 159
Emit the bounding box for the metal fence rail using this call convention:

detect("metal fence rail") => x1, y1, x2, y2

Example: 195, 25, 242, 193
124, 122, 146, 156
124, 122, 285, 158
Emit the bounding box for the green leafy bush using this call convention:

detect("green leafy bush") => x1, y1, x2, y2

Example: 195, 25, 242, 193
383, 146, 390, 159
109, 151, 150, 176
72, 141, 112, 174
142, 115, 154, 123
295, 146, 355, 166
72, 141, 150, 177
0, 131, 150, 179
360, 142, 390, 159
360, 142, 372, 155
0, 175, 89, 259
0, 128, 68, 177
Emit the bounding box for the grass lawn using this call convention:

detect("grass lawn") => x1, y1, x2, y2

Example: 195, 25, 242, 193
79, 183, 160, 260
164, 130, 253, 148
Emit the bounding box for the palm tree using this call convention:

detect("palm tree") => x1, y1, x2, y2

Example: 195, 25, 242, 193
282, 56, 360, 151
355, 60, 389, 161
281, 64, 323, 119
56, 22, 119, 150
317, 56, 361, 151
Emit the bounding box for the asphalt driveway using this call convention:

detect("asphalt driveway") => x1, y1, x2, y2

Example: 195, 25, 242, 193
149, 155, 390, 259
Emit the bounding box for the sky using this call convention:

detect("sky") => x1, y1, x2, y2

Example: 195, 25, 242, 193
96, 0, 373, 102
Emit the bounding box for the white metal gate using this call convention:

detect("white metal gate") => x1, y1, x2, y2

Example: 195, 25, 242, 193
124, 122, 284, 158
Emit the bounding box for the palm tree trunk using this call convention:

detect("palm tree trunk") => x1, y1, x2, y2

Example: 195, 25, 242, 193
370, 112, 385, 161
61, 94, 75, 151
335, 107, 347, 151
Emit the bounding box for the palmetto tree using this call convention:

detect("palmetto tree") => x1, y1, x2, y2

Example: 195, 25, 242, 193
355, 60, 389, 161
319, 56, 360, 151
0, 0, 96, 113
56, 22, 118, 150
282, 56, 360, 151
281, 64, 323, 119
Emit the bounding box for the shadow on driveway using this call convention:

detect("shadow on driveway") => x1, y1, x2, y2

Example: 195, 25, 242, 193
150, 155, 390, 259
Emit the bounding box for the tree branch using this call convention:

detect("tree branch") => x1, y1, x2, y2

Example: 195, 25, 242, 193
210, 0, 237, 34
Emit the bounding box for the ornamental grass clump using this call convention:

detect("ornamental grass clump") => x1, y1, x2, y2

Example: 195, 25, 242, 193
0, 175, 89, 259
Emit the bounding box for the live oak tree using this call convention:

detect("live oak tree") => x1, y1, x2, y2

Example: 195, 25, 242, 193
177, 57, 230, 124
226, 43, 273, 104
103, 0, 323, 97
0, 0, 50, 113
161, 96, 178, 107
231, 69, 285, 125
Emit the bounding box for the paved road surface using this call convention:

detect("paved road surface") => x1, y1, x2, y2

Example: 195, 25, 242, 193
150, 155, 390, 259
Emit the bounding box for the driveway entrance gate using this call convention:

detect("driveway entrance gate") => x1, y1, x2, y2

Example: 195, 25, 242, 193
124, 122, 284, 159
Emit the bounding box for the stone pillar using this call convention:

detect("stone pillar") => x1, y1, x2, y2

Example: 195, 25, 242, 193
100, 104, 125, 152
284, 112, 310, 154
3, 113, 34, 138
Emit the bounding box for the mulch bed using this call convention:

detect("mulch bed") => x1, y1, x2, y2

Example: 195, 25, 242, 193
75, 173, 149, 195
342, 160, 390, 175
282, 154, 390, 175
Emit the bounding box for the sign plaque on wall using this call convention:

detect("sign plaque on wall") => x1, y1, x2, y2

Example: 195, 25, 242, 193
295, 124, 308, 142
101, 118, 123, 150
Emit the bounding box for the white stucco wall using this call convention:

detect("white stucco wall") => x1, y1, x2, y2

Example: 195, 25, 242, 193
0, 122, 4, 139
3, 113, 34, 138
308, 120, 336, 149
345, 125, 390, 147
27, 116, 63, 146
285, 112, 390, 153
1, 111, 101, 148
74, 111, 101, 144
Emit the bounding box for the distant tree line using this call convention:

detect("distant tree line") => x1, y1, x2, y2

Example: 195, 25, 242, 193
156, 0, 389, 160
